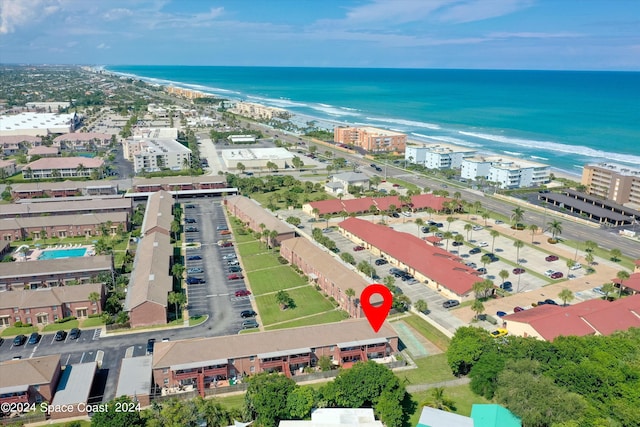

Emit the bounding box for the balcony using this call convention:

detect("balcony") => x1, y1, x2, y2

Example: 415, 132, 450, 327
173, 369, 199, 381
202, 366, 228, 378
259, 358, 286, 369
339, 348, 364, 358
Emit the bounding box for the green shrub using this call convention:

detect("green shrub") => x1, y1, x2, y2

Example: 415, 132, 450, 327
277, 256, 289, 264
55, 316, 77, 324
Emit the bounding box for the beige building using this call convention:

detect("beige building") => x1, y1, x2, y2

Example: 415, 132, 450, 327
0, 159, 16, 177
22, 157, 104, 180
334, 126, 407, 153
123, 128, 191, 174
0, 355, 62, 405
229, 102, 287, 120
582, 163, 640, 206
225, 195, 296, 246
221, 147, 294, 170
0, 212, 128, 241
10, 180, 119, 199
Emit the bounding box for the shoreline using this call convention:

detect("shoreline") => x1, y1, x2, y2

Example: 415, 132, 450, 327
103, 67, 585, 180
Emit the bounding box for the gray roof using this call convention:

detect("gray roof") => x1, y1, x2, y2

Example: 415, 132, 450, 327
12, 180, 118, 193
225, 195, 293, 235
0, 212, 128, 232
540, 193, 634, 222
0, 255, 112, 280
133, 175, 225, 187
417, 406, 474, 427
51, 362, 97, 407
125, 232, 172, 310
333, 172, 369, 184
0, 198, 131, 217
0, 283, 103, 310
141, 190, 174, 235
153, 319, 396, 369
0, 355, 61, 390
116, 356, 153, 398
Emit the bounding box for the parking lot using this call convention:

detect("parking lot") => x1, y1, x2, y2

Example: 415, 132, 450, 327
182, 199, 255, 334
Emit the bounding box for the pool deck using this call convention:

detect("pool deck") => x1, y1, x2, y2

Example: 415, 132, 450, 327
14, 244, 95, 262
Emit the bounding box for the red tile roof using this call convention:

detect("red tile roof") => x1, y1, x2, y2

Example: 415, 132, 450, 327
307, 194, 450, 216
338, 217, 480, 296
26, 156, 104, 169
503, 294, 640, 341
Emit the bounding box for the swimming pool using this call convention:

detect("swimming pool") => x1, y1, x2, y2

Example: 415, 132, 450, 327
38, 248, 87, 260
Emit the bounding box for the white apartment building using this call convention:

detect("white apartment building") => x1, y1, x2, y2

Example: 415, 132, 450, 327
461, 156, 550, 189
405, 144, 476, 169
123, 128, 191, 174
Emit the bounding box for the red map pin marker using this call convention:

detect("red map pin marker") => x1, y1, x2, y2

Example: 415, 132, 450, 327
361, 284, 393, 333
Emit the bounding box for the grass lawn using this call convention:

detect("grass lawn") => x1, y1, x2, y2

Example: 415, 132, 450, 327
400, 314, 451, 351
242, 253, 282, 272
233, 231, 258, 244
250, 189, 332, 211
255, 286, 335, 326
236, 241, 267, 257
408, 383, 490, 425
213, 393, 245, 410
0, 325, 37, 337
80, 316, 106, 328
264, 310, 349, 330
239, 328, 260, 334
397, 353, 457, 386
189, 315, 208, 326
386, 177, 420, 192
247, 266, 307, 295
42, 319, 79, 332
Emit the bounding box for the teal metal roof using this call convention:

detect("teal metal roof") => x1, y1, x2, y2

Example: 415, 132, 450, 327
471, 404, 521, 427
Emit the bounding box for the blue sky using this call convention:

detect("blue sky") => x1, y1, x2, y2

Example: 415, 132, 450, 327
1, 0, 639, 70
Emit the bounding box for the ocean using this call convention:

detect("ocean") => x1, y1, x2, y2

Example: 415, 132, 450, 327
106, 66, 640, 177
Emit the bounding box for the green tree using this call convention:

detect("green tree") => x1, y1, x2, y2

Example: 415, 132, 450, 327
446, 215, 456, 230
610, 248, 622, 262
513, 240, 524, 264
286, 216, 301, 227
285, 387, 315, 420
481, 211, 490, 226
88, 291, 101, 308
236, 162, 246, 173
600, 282, 615, 300
511, 206, 525, 226
171, 263, 185, 280
340, 252, 356, 265
414, 299, 428, 314
167, 291, 186, 321
420, 387, 456, 412
244, 373, 297, 427
480, 254, 492, 270
528, 223, 539, 243
383, 275, 396, 292
447, 327, 492, 376
91, 396, 143, 427
498, 269, 509, 284
558, 288, 575, 306
464, 223, 473, 241
547, 219, 563, 241
471, 299, 485, 320
469, 351, 505, 399
616, 270, 630, 297
443, 231, 453, 251
275, 290, 295, 310
490, 229, 499, 252
318, 355, 332, 372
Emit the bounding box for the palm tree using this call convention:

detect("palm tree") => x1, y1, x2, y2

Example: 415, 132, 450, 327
511, 207, 525, 226
429, 225, 439, 237
414, 299, 428, 314
547, 219, 563, 241
513, 240, 524, 264
490, 230, 499, 252
167, 291, 187, 321
528, 224, 539, 243
76, 163, 87, 177
610, 249, 622, 262
269, 230, 278, 250
236, 162, 246, 174
446, 216, 456, 231
420, 387, 456, 413
88, 291, 101, 308
616, 270, 630, 297
464, 223, 473, 241
584, 240, 598, 254
499, 269, 509, 284
585, 252, 595, 266
471, 299, 485, 321
601, 282, 615, 300
443, 231, 453, 251
311, 207, 320, 220
415, 218, 425, 234
558, 288, 575, 306
566, 259, 576, 276
473, 201, 482, 214
453, 234, 464, 248
481, 211, 490, 226
171, 263, 185, 280
481, 254, 492, 270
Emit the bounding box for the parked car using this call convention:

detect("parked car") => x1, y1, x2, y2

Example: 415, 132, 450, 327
496, 311, 507, 317
469, 247, 481, 254
421, 226, 429, 233
28, 332, 41, 345
490, 328, 508, 338
570, 263, 583, 270
223, 254, 237, 260
513, 306, 525, 313
452, 241, 463, 246
235, 289, 251, 297
185, 226, 198, 232
374, 258, 388, 266
146, 338, 156, 355
13, 334, 27, 346
185, 204, 196, 209
187, 255, 202, 261
478, 241, 489, 247
473, 226, 484, 231
545, 255, 559, 262
390, 212, 400, 218
592, 287, 606, 295
353, 245, 365, 251
187, 267, 203, 274
512, 268, 526, 275
550, 271, 564, 279
229, 266, 243, 273
500, 281, 513, 290
241, 310, 257, 318
545, 269, 556, 277
228, 274, 244, 280
544, 299, 558, 305
216, 225, 229, 231
442, 300, 460, 309
220, 242, 234, 247
220, 230, 232, 235
495, 220, 504, 224
186, 276, 205, 284
227, 260, 240, 266
54, 330, 66, 341
242, 319, 259, 329
477, 267, 487, 274
185, 218, 196, 224
69, 328, 81, 340
466, 262, 477, 268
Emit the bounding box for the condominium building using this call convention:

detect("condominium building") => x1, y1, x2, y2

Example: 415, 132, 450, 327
52, 132, 112, 151
22, 157, 105, 180
0, 355, 62, 405
10, 180, 119, 199
229, 102, 288, 120
334, 126, 407, 153
123, 128, 191, 174
405, 145, 476, 169
582, 163, 640, 206
461, 156, 550, 189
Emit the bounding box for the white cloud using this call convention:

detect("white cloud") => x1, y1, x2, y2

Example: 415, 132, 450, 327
96, 42, 110, 49
0, 0, 61, 34
103, 8, 133, 21
488, 31, 583, 39
436, 0, 534, 24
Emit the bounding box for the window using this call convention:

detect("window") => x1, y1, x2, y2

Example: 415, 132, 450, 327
25, 309, 30, 314
13, 307, 18, 313
163, 368, 169, 374
163, 378, 169, 385
250, 366, 255, 373
53, 315, 59, 321
52, 306, 57, 311
249, 356, 255, 362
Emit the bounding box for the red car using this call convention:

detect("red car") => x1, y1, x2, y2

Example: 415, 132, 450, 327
353, 245, 365, 251
235, 289, 251, 297
551, 272, 564, 279
513, 306, 525, 313
545, 255, 559, 262
220, 230, 232, 235
512, 268, 526, 275
228, 274, 244, 280
221, 242, 234, 247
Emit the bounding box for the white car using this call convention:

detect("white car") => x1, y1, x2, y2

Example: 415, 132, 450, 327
472, 226, 484, 231
401, 211, 411, 217
545, 269, 556, 277
570, 264, 582, 270
478, 241, 489, 247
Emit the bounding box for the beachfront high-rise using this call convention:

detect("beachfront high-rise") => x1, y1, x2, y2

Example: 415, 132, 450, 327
405, 144, 476, 169
461, 156, 550, 189
582, 163, 640, 206
334, 126, 407, 153
123, 128, 192, 174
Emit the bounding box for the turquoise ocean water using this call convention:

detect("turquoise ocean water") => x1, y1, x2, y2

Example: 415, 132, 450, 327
107, 66, 640, 177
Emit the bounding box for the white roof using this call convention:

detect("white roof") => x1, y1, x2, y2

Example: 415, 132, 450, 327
279, 408, 383, 427
116, 356, 153, 398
